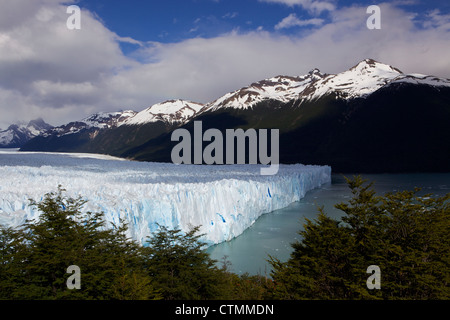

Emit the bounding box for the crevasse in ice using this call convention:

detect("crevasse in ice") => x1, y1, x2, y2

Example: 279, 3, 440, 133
0, 150, 331, 245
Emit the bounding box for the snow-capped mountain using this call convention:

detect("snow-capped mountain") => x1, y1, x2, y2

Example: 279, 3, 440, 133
44, 110, 137, 137
20, 59, 450, 173
207, 59, 450, 109
83, 110, 137, 129
300, 59, 450, 101
0, 118, 53, 148
21, 101, 206, 155
207, 69, 326, 111
29, 58, 450, 139
300, 59, 404, 101
122, 99, 204, 126
43, 100, 204, 138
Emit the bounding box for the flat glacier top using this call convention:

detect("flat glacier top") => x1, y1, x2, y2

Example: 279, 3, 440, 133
0, 150, 331, 245
0, 149, 324, 184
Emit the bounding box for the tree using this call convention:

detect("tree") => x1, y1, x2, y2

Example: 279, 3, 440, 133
0, 226, 30, 299
141, 225, 226, 300
218, 256, 275, 300
0, 186, 160, 300
269, 210, 360, 299
270, 176, 450, 300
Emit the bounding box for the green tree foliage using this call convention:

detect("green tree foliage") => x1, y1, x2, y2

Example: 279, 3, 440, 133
2, 178, 448, 300
270, 176, 450, 300
0, 186, 160, 300
217, 256, 275, 300
141, 225, 227, 300
0, 186, 272, 300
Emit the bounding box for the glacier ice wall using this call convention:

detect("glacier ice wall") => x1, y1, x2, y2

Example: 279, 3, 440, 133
0, 150, 331, 245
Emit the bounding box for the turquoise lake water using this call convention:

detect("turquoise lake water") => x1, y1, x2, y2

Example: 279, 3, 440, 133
207, 173, 450, 276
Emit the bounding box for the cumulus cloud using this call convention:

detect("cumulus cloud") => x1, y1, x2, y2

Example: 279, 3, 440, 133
107, 2, 450, 107
0, 1, 449, 128
0, 0, 134, 127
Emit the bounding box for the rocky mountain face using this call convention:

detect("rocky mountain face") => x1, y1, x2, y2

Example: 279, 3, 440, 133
20, 59, 450, 173
41, 110, 137, 138
0, 118, 53, 148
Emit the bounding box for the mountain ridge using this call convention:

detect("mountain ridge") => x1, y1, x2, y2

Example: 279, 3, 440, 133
0, 118, 53, 148
19, 59, 450, 173
12, 58, 450, 136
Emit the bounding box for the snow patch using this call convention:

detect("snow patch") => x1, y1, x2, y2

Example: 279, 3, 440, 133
123, 100, 205, 126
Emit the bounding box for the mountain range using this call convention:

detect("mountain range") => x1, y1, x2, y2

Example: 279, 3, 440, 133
18, 59, 450, 173
0, 118, 53, 148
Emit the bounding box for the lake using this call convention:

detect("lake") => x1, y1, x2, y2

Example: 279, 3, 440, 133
207, 173, 450, 276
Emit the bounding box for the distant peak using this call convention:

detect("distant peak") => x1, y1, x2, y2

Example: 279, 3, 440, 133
353, 58, 379, 69
309, 68, 322, 75
307, 68, 325, 81
352, 58, 403, 74
355, 58, 381, 67
27, 118, 43, 127
363, 58, 377, 65
148, 99, 204, 113
27, 118, 53, 130
160, 99, 181, 104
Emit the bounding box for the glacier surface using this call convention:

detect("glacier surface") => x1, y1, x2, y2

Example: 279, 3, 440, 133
0, 150, 331, 245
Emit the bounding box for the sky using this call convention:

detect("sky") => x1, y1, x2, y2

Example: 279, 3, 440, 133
1, 0, 450, 128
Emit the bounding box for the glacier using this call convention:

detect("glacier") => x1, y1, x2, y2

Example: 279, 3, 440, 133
0, 149, 331, 245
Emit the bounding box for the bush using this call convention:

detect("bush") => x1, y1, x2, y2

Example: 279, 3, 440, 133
141, 225, 227, 300
270, 176, 450, 300
0, 186, 160, 300
3, 177, 447, 300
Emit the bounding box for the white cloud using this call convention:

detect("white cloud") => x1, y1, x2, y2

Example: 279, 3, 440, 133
110, 3, 450, 105
259, 0, 336, 15
0, 1, 450, 129
423, 9, 450, 31
114, 35, 144, 46
189, 26, 199, 33
0, 0, 134, 126
275, 13, 324, 29
223, 12, 239, 19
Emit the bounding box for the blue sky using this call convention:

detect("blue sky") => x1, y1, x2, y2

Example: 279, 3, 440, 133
79, 0, 328, 43
77, 0, 450, 45
0, 0, 450, 127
